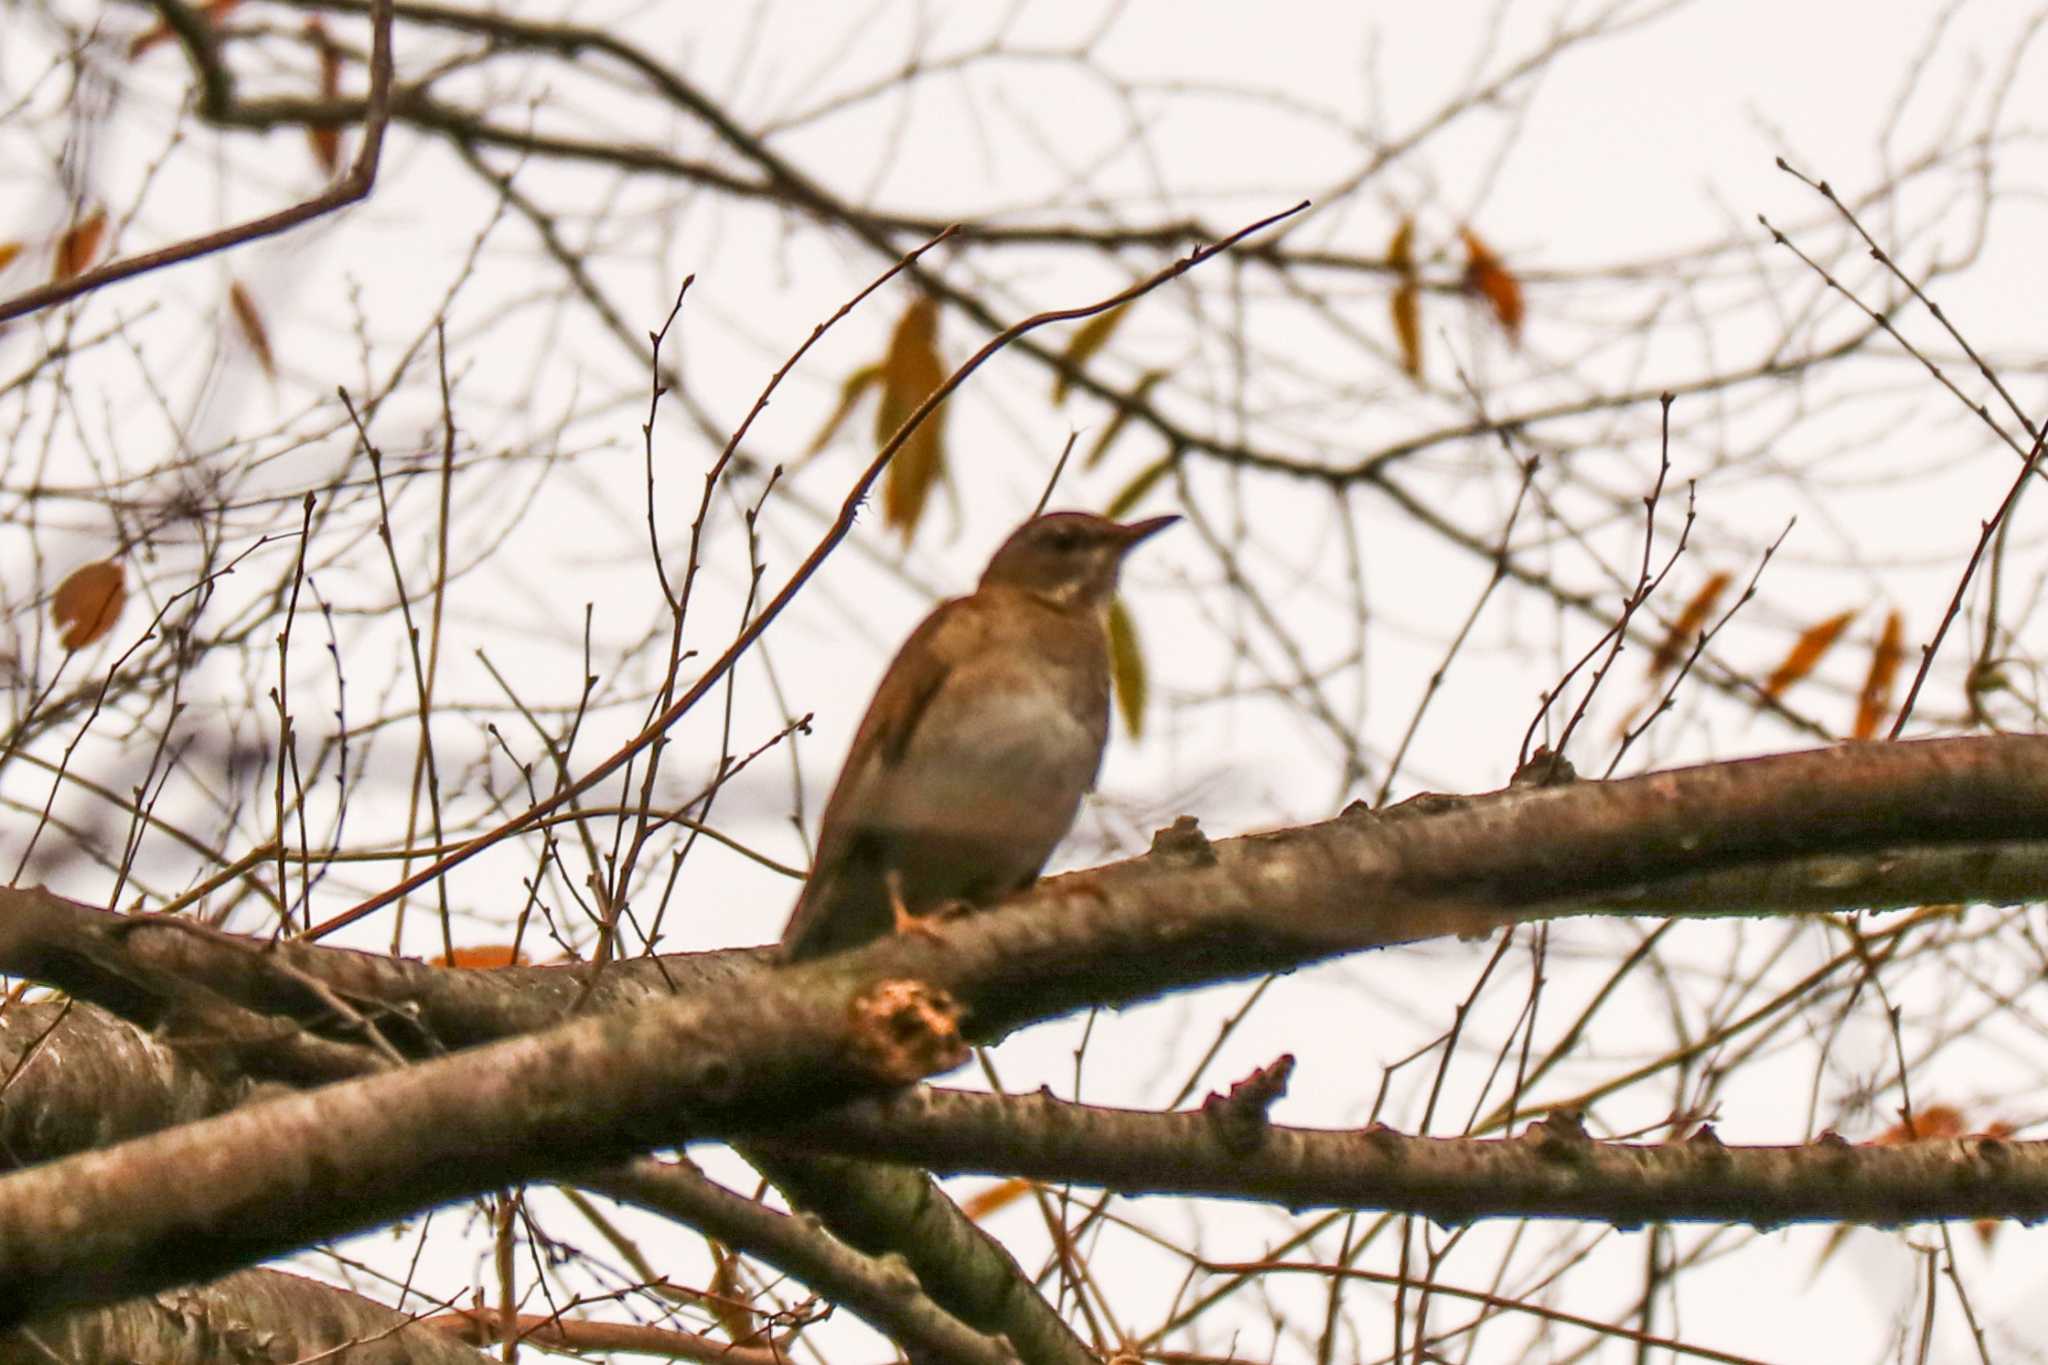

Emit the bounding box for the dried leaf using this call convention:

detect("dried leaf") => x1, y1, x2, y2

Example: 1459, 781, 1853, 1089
876, 297, 947, 541
227, 280, 275, 378
1388, 218, 1415, 273
1388, 218, 1422, 379
1813, 1102, 1971, 1276
0, 241, 21, 273
308, 127, 342, 177
1760, 609, 1855, 702
1082, 370, 1165, 470
804, 363, 883, 459
52, 208, 107, 283
1461, 227, 1523, 344
1391, 281, 1422, 380
1053, 301, 1133, 405
430, 944, 527, 968
961, 1177, 1033, 1221
51, 560, 125, 651
706, 1242, 760, 1344
1974, 1119, 2016, 1250
1104, 451, 1177, 521
1649, 571, 1731, 680
1868, 1104, 1966, 1145
307, 18, 343, 175
129, 0, 242, 59
1852, 609, 1904, 740
1108, 597, 1147, 739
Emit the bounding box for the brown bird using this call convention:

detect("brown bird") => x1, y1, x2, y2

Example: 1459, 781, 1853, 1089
780, 510, 1178, 961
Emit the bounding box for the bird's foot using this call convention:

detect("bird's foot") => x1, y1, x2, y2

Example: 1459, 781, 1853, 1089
885, 871, 962, 942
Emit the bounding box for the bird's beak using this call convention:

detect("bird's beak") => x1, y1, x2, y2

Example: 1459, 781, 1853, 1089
1113, 513, 1180, 550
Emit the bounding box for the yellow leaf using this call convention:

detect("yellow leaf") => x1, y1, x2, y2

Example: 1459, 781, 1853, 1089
1388, 218, 1415, 272
227, 281, 275, 378
876, 297, 947, 541
1391, 280, 1421, 380
0, 241, 21, 273
1108, 597, 1148, 739
52, 208, 107, 283
1388, 218, 1422, 379
1461, 227, 1523, 344
1852, 609, 1904, 740
1053, 301, 1133, 405
51, 560, 125, 651
1082, 370, 1165, 471
804, 363, 883, 459
1104, 451, 1177, 521
1761, 609, 1855, 702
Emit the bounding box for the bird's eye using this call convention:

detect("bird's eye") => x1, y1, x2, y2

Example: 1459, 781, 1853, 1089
1047, 528, 1082, 552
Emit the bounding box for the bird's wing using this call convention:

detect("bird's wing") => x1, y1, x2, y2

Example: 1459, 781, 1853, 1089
782, 597, 982, 950
816, 596, 976, 824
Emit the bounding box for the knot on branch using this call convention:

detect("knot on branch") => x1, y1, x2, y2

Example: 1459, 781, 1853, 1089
1201, 1054, 1293, 1154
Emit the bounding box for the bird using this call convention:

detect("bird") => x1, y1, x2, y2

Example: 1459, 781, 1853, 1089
779, 510, 1178, 961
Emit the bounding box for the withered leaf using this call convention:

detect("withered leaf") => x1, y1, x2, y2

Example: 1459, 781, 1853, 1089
52, 208, 108, 283
1108, 596, 1148, 739
52, 560, 125, 650
1389, 218, 1422, 379
1761, 609, 1855, 702
1851, 609, 1904, 740
876, 297, 947, 541
1649, 571, 1731, 680
1053, 301, 1133, 405
227, 281, 275, 378
1461, 227, 1523, 344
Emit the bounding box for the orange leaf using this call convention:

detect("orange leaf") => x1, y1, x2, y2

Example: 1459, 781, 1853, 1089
1868, 1103, 1966, 1145
1649, 571, 1731, 680
960, 1177, 1033, 1221
1389, 218, 1422, 379
1053, 301, 1133, 405
51, 560, 125, 650
1461, 227, 1523, 344
431, 944, 527, 969
52, 208, 107, 283
1851, 609, 1904, 740
0, 241, 21, 273
1108, 597, 1148, 739
1761, 609, 1855, 702
875, 297, 947, 541
227, 281, 275, 378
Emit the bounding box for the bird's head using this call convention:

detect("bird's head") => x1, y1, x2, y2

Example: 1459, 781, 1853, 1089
979, 510, 1178, 610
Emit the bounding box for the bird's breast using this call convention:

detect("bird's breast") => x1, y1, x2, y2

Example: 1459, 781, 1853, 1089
871, 640, 1109, 859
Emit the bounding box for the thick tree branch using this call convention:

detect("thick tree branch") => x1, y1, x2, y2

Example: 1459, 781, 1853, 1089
3, 735, 2047, 1326
773, 1086, 2036, 1229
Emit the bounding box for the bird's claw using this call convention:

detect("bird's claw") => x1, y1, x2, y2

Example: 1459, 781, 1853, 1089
885, 871, 965, 942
